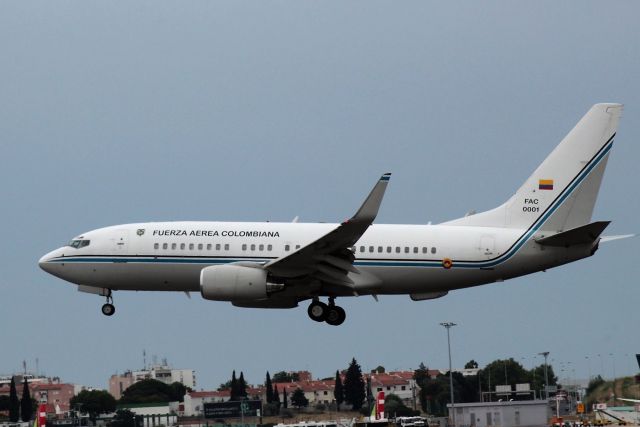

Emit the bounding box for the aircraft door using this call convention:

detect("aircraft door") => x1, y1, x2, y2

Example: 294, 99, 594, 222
479, 235, 495, 258
111, 229, 129, 254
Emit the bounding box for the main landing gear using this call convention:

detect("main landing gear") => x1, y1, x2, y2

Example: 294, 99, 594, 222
307, 298, 346, 326
101, 290, 115, 316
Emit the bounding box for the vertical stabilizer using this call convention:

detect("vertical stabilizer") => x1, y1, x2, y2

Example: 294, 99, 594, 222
444, 103, 622, 232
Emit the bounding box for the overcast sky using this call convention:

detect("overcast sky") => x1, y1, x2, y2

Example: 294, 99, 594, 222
2, 1, 639, 391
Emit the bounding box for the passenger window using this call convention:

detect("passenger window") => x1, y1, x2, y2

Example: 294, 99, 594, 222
215, 243, 221, 250
154, 243, 159, 250
250, 244, 256, 251
422, 247, 428, 254
267, 244, 272, 251
285, 244, 290, 251
198, 243, 203, 250
180, 243, 185, 250
360, 246, 365, 252
242, 244, 247, 251
163, 243, 168, 250
207, 244, 212, 250
386, 246, 392, 253
224, 244, 229, 250
413, 247, 418, 253
189, 243, 194, 250
171, 243, 177, 250
259, 244, 264, 251
404, 247, 409, 253
432, 247, 437, 254
378, 246, 383, 253
296, 245, 300, 249
369, 246, 374, 253
395, 247, 400, 253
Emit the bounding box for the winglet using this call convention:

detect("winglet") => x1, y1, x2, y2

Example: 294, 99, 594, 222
348, 173, 391, 224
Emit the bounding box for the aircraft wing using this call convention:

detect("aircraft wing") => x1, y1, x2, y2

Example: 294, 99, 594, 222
616, 397, 640, 403
264, 173, 391, 288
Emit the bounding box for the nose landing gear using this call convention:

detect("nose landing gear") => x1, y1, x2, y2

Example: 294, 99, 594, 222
101, 290, 115, 316
307, 298, 346, 326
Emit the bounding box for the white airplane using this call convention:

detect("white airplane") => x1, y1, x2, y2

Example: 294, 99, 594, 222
39, 103, 630, 325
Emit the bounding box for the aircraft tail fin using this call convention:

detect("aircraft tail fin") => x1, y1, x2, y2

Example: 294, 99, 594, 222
444, 103, 622, 232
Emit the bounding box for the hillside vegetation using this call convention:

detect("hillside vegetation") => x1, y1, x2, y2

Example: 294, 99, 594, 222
585, 376, 640, 407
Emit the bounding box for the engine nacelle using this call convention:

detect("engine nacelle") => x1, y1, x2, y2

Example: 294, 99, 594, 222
200, 265, 268, 301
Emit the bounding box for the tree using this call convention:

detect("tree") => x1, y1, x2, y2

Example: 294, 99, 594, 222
413, 363, 431, 413
110, 409, 138, 427
372, 366, 385, 374
21, 378, 32, 421
119, 379, 174, 404
238, 372, 248, 399
273, 371, 300, 383
344, 358, 366, 410
0, 395, 11, 412
9, 377, 19, 422
290, 388, 308, 409
265, 372, 274, 403
385, 394, 419, 417
283, 389, 288, 409
334, 371, 344, 411
70, 390, 116, 420
168, 382, 191, 402
230, 371, 239, 401
465, 360, 479, 369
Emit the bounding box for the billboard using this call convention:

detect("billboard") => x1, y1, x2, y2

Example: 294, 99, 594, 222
204, 400, 262, 419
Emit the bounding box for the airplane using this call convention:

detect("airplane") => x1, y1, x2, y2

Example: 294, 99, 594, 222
39, 103, 631, 326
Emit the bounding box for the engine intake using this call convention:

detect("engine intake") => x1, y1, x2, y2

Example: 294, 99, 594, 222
200, 265, 269, 301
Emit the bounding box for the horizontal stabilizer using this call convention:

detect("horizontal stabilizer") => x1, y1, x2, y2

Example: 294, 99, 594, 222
600, 234, 635, 243
536, 221, 610, 247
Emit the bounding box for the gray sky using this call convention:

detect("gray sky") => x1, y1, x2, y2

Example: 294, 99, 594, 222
2, 1, 639, 390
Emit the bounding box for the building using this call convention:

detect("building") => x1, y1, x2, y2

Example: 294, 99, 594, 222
0, 376, 78, 415
109, 363, 196, 399
448, 400, 549, 427
183, 390, 230, 416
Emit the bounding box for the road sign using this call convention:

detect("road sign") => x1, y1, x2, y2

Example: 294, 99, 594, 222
577, 403, 585, 414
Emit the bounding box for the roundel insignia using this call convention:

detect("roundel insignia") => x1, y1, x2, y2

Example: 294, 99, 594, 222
442, 258, 453, 269
137, 229, 145, 236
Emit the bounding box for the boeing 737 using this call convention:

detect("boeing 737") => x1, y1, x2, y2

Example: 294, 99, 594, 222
39, 103, 630, 325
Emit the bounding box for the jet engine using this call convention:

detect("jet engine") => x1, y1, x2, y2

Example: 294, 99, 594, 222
200, 265, 272, 301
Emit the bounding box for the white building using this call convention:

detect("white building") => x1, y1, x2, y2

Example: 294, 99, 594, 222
448, 400, 549, 427
183, 391, 230, 416
109, 364, 196, 399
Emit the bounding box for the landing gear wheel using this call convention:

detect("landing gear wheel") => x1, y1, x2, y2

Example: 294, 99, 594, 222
307, 301, 328, 322
325, 305, 346, 326
101, 303, 115, 316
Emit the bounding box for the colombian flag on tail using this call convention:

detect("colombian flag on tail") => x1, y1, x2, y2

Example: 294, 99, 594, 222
538, 179, 554, 190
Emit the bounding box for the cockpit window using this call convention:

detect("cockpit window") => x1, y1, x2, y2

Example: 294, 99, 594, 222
68, 239, 90, 249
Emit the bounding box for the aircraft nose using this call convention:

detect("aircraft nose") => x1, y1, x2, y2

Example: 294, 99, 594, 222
39, 249, 62, 274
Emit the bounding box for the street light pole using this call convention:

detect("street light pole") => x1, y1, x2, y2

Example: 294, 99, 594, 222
538, 352, 550, 400
440, 322, 457, 427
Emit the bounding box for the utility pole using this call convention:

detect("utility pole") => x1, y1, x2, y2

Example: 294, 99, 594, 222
441, 322, 457, 427
538, 352, 550, 400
